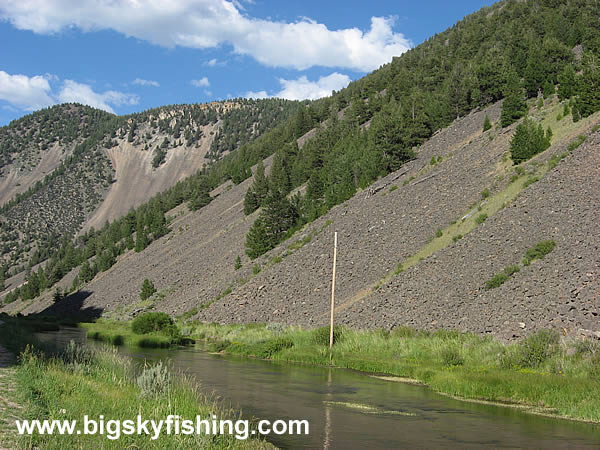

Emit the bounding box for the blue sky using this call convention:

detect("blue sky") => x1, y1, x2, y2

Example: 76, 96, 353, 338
0, 0, 493, 125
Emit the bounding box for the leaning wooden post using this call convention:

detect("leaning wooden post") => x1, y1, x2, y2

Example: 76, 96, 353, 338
329, 232, 338, 350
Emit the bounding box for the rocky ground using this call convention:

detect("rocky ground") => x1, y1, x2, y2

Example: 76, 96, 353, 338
5, 100, 599, 341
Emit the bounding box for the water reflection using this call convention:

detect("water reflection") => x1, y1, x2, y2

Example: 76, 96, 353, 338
36, 329, 600, 449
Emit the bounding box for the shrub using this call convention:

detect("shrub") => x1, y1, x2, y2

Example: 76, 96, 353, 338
140, 279, 156, 300
62, 340, 95, 368
208, 340, 231, 352
435, 228, 443, 238
313, 325, 345, 346
131, 312, 177, 337
389, 185, 398, 192
485, 265, 520, 290
258, 337, 294, 358
252, 264, 261, 275
481, 188, 490, 199
452, 234, 463, 243
234, 255, 242, 270
518, 330, 560, 368
475, 213, 488, 224
523, 240, 556, 266
523, 176, 539, 188
440, 346, 465, 367
137, 361, 170, 397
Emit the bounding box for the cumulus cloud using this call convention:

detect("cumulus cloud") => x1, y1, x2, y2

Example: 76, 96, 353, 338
0, 71, 138, 113
191, 77, 210, 88
246, 73, 351, 101
0, 1, 411, 71
58, 80, 139, 113
133, 78, 160, 87
0, 71, 54, 110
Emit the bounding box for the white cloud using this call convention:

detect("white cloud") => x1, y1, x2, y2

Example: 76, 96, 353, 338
246, 73, 351, 101
206, 59, 218, 67
0, 71, 138, 114
0, 71, 54, 110
133, 78, 160, 87
58, 80, 138, 113
245, 90, 269, 99
0, 1, 411, 71
191, 77, 210, 88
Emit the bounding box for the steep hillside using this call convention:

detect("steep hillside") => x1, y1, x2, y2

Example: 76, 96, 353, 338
2, 0, 600, 342
8, 98, 599, 340
0, 99, 298, 277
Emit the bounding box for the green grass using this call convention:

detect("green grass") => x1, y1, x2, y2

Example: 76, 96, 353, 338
191, 323, 600, 423
523, 176, 540, 188
567, 134, 587, 151
523, 240, 556, 266
14, 345, 273, 449
475, 213, 488, 224
485, 265, 520, 290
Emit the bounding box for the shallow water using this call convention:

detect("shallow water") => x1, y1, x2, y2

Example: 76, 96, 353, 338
37, 328, 600, 449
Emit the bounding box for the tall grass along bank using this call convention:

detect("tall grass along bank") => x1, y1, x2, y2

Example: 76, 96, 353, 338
190, 322, 600, 423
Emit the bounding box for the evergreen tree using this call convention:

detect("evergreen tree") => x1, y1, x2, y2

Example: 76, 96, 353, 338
234, 255, 242, 270
243, 189, 259, 215
577, 62, 600, 118
483, 115, 492, 132
500, 68, 527, 127
524, 45, 546, 97
140, 278, 156, 300
510, 118, 552, 164
252, 160, 269, 201
189, 178, 212, 211
368, 102, 415, 171
557, 64, 577, 101
269, 151, 292, 194
245, 217, 270, 259
135, 223, 147, 253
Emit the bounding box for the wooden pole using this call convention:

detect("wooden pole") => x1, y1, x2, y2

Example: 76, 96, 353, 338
329, 232, 338, 350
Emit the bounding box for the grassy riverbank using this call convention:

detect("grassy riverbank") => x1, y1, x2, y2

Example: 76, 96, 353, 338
0, 316, 273, 448
80, 320, 177, 348
190, 322, 600, 423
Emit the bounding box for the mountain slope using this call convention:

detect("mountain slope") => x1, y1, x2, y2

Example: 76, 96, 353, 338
2, 0, 600, 341
0, 99, 298, 276
7, 99, 599, 340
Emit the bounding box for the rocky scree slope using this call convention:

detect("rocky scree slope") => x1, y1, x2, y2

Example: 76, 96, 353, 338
6, 101, 600, 341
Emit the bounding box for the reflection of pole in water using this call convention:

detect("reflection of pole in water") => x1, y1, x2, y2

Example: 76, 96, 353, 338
323, 368, 333, 450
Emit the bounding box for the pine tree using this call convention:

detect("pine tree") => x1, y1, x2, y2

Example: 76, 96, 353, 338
368, 102, 415, 171
245, 217, 270, 259
135, 223, 147, 253
524, 45, 546, 97
269, 151, 291, 194
252, 160, 269, 201
557, 64, 577, 101
483, 115, 492, 131
577, 62, 600, 118
500, 68, 527, 127
189, 178, 212, 211
243, 189, 258, 215
140, 279, 156, 300
510, 118, 552, 164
